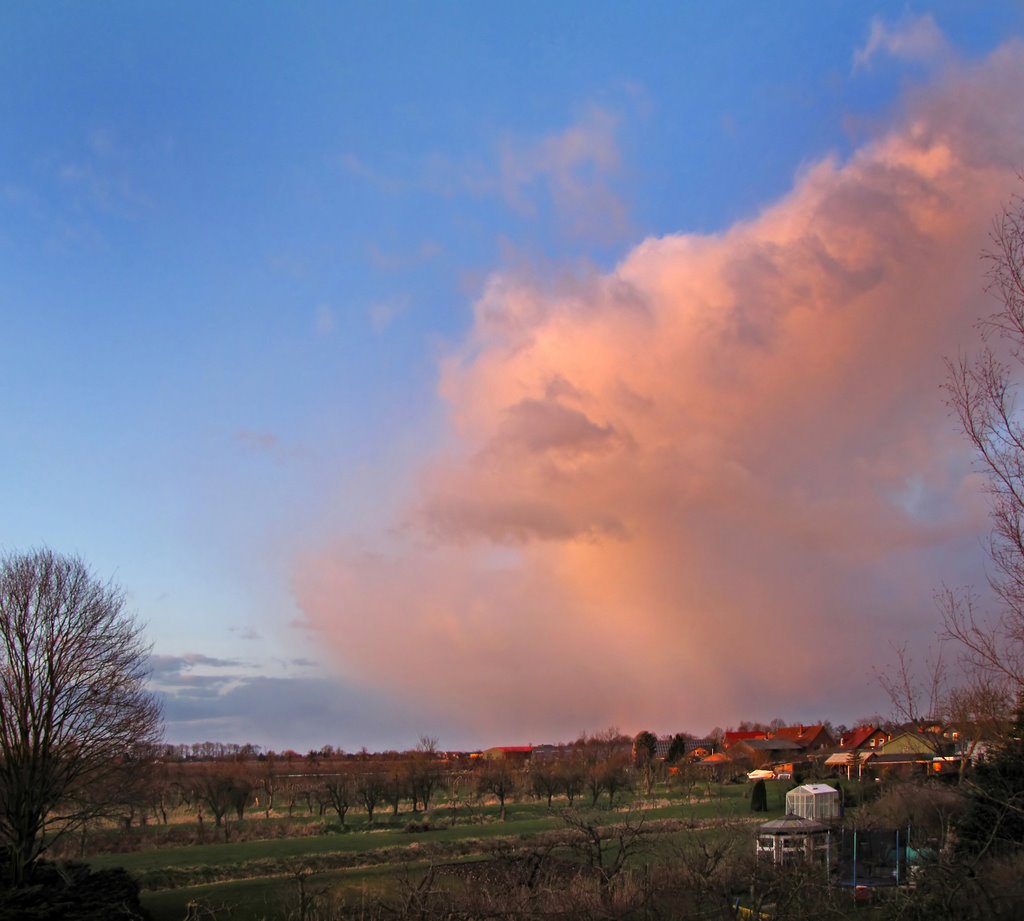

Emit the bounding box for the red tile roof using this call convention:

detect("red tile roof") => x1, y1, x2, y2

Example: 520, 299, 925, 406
771, 724, 833, 746
723, 730, 768, 747
838, 725, 880, 750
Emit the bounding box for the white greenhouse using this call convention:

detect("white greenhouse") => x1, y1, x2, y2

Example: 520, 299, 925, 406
785, 783, 840, 821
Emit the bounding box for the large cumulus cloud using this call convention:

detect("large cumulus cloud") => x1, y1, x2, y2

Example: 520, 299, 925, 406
295, 41, 1024, 744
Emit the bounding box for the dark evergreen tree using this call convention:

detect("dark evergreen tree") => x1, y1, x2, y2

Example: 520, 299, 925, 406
632, 731, 657, 766
751, 779, 768, 812
666, 733, 691, 764
956, 699, 1024, 857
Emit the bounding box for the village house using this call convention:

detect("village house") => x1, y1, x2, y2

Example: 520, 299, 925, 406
822, 722, 970, 780
684, 738, 717, 759
771, 723, 835, 751
652, 736, 718, 760
722, 729, 769, 747
718, 723, 835, 776
824, 725, 892, 779
728, 738, 804, 771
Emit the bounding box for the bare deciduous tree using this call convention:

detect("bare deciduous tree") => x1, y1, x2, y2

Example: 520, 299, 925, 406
477, 757, 519, 821
882, 189, 1024, 769
322, 768, 355, 828
665, 825, 750, 920
531, 759, 563, 809
559, 807, 651, 902
944, 185, 1024, 696
876, 641, 947, 726
191, 764, 239, 841
356, 771, 387, 824
943, 667, 1014, 781
0, 549, 162, 885
559, 757, 585, 808
406, 736, 442, 813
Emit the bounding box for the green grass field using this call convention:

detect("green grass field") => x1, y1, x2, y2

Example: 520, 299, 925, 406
85, 780, 790, 921
140, 862, 413, 921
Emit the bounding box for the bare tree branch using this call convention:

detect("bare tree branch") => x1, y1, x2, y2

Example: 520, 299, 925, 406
940, 183, 1024, 700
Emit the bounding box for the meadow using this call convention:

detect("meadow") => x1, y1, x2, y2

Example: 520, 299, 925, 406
84, 777, 791, 921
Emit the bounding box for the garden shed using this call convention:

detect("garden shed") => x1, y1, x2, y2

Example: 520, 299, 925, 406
785, 783, 840, 820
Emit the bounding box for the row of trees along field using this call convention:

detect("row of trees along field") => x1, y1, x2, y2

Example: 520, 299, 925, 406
69, 730, 681, 848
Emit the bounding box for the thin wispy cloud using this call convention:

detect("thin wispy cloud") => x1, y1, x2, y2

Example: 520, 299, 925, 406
368, 297, 408, 333
55, 129, 152, 218
150, 652, 243, 673
234, 429, 280, 452
496, 105, 628, 241
341, 106, 631, 244
336, 152, 403, 194
87, 128, 122, 159
148, 653, 248, 694
314, 303, 337, 336
854, 14, 949, 71
367, 239, 443, 273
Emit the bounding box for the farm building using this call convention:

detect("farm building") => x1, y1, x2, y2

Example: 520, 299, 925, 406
785, 783, 840, 820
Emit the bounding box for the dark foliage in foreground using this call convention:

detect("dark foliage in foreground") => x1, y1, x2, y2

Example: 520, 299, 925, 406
957, 701, 1024, 858
0, 858, 149, 921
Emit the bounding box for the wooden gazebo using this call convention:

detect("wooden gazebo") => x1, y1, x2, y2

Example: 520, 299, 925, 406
756, 813, 832, 865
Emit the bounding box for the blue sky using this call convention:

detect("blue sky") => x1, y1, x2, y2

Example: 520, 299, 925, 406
3, 3, 1023, 752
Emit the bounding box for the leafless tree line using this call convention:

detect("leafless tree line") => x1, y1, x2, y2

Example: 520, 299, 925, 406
51, 735, 662, 856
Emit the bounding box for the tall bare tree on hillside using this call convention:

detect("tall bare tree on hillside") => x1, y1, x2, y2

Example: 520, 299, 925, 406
0, 549, 162, 885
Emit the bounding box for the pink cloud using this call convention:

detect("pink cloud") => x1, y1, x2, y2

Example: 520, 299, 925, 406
295, 43, 1024, 744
